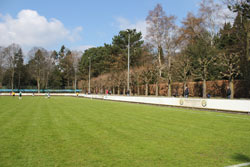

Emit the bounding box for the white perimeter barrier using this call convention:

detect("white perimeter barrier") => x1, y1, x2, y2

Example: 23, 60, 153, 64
80, 94, 250, 113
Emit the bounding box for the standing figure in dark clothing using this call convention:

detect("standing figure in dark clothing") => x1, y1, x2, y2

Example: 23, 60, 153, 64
184, 86, 189, 98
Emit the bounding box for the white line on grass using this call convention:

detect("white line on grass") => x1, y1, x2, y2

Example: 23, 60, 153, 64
225, 162, 250, 167
215, 115, 250, 120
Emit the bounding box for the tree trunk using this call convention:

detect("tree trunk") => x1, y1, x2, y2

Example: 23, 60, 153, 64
123, 87, 126, 95
74, 72, 77, 93
183, 81, 187, 97
155, 83, 159, 96
75, 79, 77, 93
42, 70, 45, 90
37, 77, 40, 93
229, 79, 234, 99
247, 32, 249, 61
11, 68, 14, 91
168, 56, 172, 97
45, 73, 48, 90
203, 79, 206, 98
158, 45, 162, 77
113, 87, 115, 95
245, 23, 249, 61
137, 85, 140, 96
46, 71, 50, 90
18, 72, 21, 90
117, 86, 120, 95
145, 83, 148, 96
67, 77, 70, 88
168, 81, 171, 97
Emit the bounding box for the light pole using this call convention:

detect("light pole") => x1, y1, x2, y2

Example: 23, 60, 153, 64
88, 56, 91, 94
127, 30, 130, 95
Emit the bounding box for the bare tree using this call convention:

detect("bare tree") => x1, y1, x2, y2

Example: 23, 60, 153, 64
0, 46, 5, 87
43, 51, 58, 89
116, 71, 126, 95
172, 52, 192, 95
146, 4, 176, 77
179, 13, 216, 98
72, 51, 82, 92
28, 48, 50, 90
199, 0, 223, 39
179, 12, 204, 46
219, 53, 241, 98
3, 44, 20, 90
28, 49, 46, 93
140, 65, 155, 96
131, 67, 142, 95
165, 23, 179, 96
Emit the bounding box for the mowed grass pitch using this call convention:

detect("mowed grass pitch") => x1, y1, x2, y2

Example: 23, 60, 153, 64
0, 96, 250, 167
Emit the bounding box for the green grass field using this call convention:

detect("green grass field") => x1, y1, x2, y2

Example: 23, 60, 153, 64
0, 96, 250, 167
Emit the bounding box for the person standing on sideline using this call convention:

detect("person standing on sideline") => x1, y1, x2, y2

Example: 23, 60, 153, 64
226, 86, 231, 99
184, 86, 189, 98
19, 91, 22, 100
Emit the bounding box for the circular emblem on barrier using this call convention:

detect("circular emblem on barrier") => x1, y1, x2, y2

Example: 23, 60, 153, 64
201, 100, 207, 107
179, 99, 184, 105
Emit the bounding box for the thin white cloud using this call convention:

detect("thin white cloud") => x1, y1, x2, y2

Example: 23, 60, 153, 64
197, 0, 236, 33
115, 17, 147, 38
0, 9, 83, 48
217, 6, 236, 25
72, 45, 95, 52
68, 26, 83, 42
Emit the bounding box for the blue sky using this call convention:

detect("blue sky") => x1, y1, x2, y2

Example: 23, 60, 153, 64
0, 0, 205, 52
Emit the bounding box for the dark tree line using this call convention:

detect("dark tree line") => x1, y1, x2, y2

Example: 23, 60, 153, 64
0, 45, 81, 93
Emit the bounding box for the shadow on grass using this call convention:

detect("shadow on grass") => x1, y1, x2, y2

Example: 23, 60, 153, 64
232, 153, 250, 162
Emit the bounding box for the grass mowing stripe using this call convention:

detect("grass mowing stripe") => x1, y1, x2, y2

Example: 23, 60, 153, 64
78, 98, 250, 166
74, 98, 250, 166
0, 99, 37, 167
48, 97, 135, 166
0, 96, 250, 167
0, 97, 30, 128
84, 99, 249, 139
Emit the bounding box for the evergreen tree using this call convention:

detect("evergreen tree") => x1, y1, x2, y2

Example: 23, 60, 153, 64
186, 31, 216, 98
48, 66, 63, 89
14, 49, 25, 89
112, 29, 144, 68
232, 13, 250, 80
228, 0, 250, 19
217, 22, 241, 98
